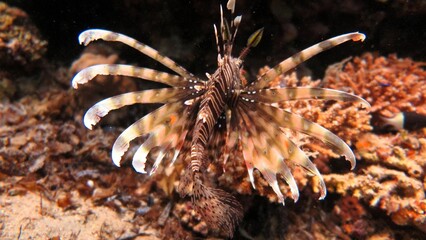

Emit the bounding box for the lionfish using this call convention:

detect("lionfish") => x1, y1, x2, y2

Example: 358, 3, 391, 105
72, 0, 369, 237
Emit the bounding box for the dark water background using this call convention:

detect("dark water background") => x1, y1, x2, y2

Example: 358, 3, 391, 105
8, 0, 426, 79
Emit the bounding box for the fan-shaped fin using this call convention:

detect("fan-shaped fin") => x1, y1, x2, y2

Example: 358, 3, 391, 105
132, 129, 164, 173
191, 178, 243, 238
241, 87, 370, 108
250, 32, 366, 90
132, 103, 195, 173
78, 29, 197, 79
132, 124, 179, 174
255, 102, 356, 170
237, 105, 304, 202
111, 103, 183, 167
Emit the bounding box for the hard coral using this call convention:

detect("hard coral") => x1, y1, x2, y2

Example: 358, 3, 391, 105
323, 53, 426, 117
316, 53, 426, 233
333, 196, 372, 238
0, 2, 47, 67
324, 164, 425, 232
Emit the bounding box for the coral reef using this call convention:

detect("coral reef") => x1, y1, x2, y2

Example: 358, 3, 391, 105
0, 2, 47, 67
2, 1, 426, 239
323, 53, 426, 117
320, 54, 426, 234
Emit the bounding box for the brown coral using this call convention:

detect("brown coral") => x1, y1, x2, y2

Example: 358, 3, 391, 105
324, 164, 426, 232
323, 53, 426, 117
0, 2, 47, 67
320, 54, 426, 233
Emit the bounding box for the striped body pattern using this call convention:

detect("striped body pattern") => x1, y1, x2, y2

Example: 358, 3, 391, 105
72, 0, 369, 237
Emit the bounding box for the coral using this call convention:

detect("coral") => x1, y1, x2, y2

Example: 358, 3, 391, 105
321, 54, 426, 232
0, 71, 16, 100
332, 196, 373, 238
0, 2, 47, 67
355, 133, 425, 177
69, 43, 138, 96
1, 0, 425, 237
324, 164, 425, 232
323, 53, 426, 117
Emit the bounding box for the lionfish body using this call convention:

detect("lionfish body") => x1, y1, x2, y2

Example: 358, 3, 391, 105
72, 0, 369, 237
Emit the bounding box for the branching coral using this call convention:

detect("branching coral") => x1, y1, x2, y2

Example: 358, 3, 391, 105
319, 53, 426, 233
323, 53, 426, 117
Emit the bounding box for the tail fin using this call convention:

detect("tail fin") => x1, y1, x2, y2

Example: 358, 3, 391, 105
192, 178, 243, 237
178, 169, 243, 237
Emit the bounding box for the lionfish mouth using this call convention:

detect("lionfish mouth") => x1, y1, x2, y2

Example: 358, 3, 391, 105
72, 0, 369, 237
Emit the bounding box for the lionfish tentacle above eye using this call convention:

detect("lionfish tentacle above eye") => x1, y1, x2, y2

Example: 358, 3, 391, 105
249, 32, 365, 90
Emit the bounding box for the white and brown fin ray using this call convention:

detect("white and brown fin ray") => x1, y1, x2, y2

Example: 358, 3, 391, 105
249, 32, 366, 90
111, 102, 184, 167
132, 125, 174, 174
169, 104, 200, 166
241, 87, 370, 108
133, 108, 195, 174
213, 24, 222, 59
83, 88, 196, 129
78, 29, 200, 79
227, 0, 236, 14
242, 103, 326, 199
72, 64, 202, 88
132, 126, 166, 173
237, 104, 301, 202
255, 102, 356, 170
239, 102, 316, 200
